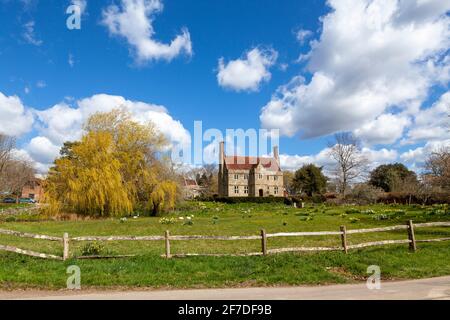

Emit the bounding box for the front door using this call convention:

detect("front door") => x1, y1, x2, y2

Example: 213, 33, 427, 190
259, 189, 263, 197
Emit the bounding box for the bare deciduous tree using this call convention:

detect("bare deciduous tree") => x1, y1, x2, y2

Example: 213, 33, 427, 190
0, 134, 15, 177
3, 159, 35, 202
424, 147, 450, 191
328, 133, 368, 197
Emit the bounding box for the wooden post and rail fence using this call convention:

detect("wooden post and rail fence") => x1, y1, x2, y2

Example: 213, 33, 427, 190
0, 220, 449, 261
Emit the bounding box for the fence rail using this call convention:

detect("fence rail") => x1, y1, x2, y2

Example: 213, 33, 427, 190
0, 220, 449, 260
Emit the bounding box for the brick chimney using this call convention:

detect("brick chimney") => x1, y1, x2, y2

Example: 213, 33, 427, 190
273, 145, 279, 167
219, 141, 225, 170
218, 141, 225, 196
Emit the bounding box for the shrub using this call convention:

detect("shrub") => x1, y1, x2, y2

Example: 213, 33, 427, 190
81, 242, 106, 256
378, 192, 450, 205
5, 216, 16, 222
311, 194, 326, 203
350, 184, 383, 205
212, 197, 287, 204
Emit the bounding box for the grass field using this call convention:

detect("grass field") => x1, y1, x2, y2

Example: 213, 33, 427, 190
0, 201, 449, 289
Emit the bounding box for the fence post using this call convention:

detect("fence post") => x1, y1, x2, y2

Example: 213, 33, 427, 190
165, 230, 171, 259
261, 229, 267, 256
340, 226, 348, 254
63, 232, 69, 261
407, 220, 417, 252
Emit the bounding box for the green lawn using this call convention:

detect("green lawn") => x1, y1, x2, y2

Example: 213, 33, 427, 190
0, 202, 449, 289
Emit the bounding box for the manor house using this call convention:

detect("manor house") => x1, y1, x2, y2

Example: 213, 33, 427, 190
218, 142, 284, 197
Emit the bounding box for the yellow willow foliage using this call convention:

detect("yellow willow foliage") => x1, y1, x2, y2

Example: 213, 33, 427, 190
45, 132, 133, 217
84, 108, 167, 200
148, 181, 178, 216
44, 109, 180, 217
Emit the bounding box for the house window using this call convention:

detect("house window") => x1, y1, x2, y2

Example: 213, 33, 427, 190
258, 174, 263, 179
267, 175, 270, 180
234, 174, 239, 180
244, 174, 249, 180
244, 186, 249, 194
234, 186, 239, 194
274, 176, 278, 181
274, 187, 279, 195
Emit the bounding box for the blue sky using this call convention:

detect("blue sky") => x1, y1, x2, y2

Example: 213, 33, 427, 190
0, 0, 449, 173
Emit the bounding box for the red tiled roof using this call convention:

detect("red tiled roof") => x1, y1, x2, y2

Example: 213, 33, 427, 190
224, 156, 280, 171
184, 179, 198, 187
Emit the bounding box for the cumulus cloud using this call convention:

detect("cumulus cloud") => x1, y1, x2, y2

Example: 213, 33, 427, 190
217, 48, 278, 92
26, 136, 61, 165
0, 92, 34, 136
400, 139, 450, 170
260, 0, 450, 139
353, 113, 411, 145
402, 91, 450, 145
101, 0, 192, 63
279, 147, 334, 171
28, 93, 191, 173
280, 145, 398, 172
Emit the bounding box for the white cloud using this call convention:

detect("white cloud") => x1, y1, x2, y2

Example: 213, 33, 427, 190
35, 103, 84, 145
280, 146, 398, 173
279, 147, 334, 171
353, 113, 411, 145
361, 147, 398, 169
30, 93, 191, 173
76, 94, 191, 147
295, 29, 313, 44
0, 92, 34, 136
26, 136, 60, 165
260, 0, 450, 139
22, 20, 42, 46
101, 0, 192, 63
400, 139, 450, 170
217, 48, 278, 92
11, 148, 50, 174
402, 91, 450, 145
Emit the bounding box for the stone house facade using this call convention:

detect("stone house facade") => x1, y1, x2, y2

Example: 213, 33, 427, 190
218, 142, 284, 197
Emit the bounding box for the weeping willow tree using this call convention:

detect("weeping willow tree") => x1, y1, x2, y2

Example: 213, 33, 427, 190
44, 109, 179, 217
